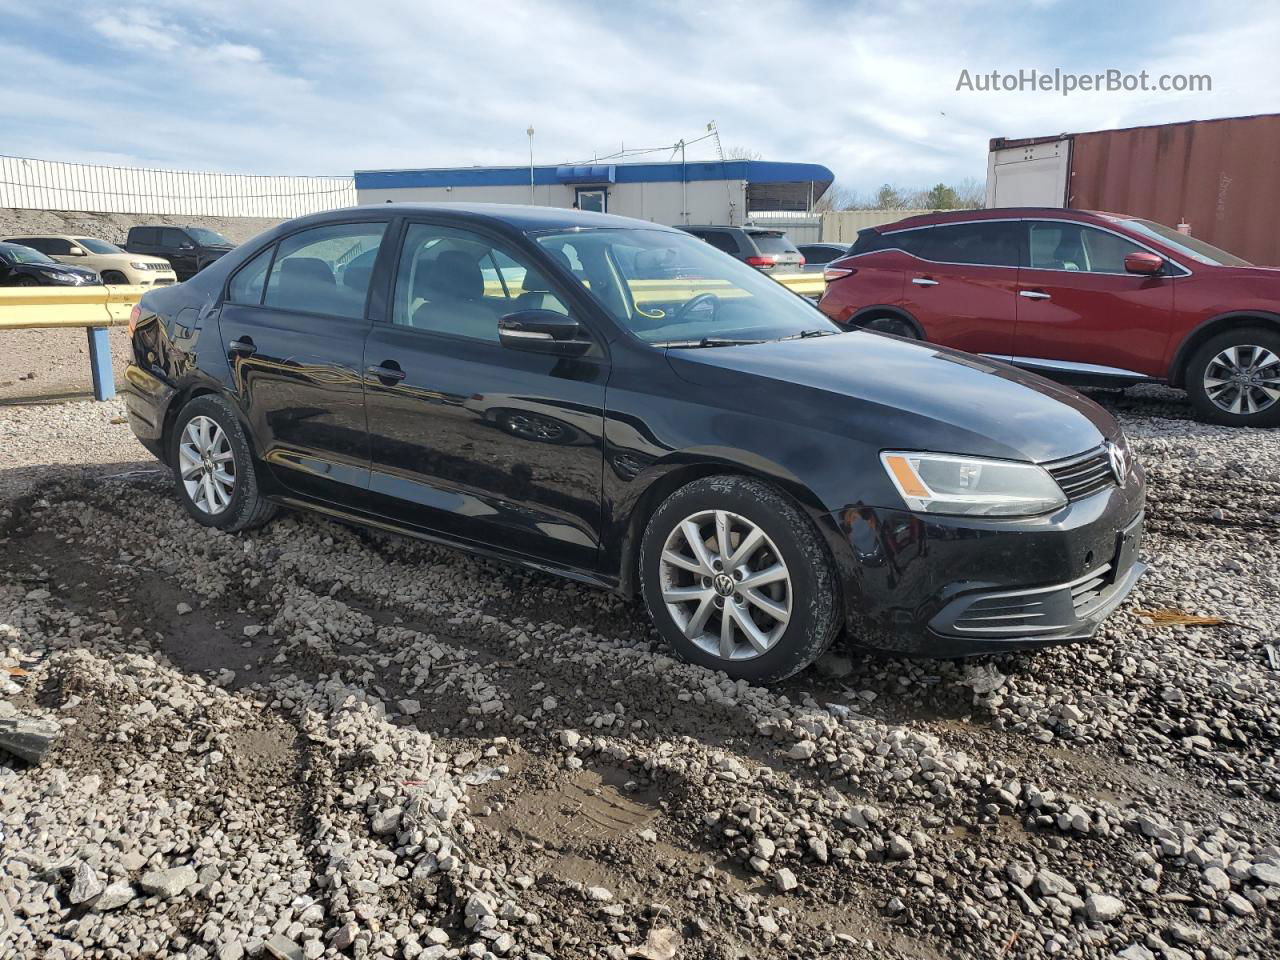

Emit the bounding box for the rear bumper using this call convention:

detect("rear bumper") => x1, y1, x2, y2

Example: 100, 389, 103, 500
123, 363, 174, 459
828, 475, 1147, 657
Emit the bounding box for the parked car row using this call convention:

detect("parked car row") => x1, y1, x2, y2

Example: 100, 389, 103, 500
816, 207, 1280, 426
0, 224, 236, 286
124, 204, 1147, 686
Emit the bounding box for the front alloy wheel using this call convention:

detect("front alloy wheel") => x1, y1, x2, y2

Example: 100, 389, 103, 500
178, 415, 236, 515
640, 475, 840, 684
1201, 344, 1280, 417
659, 509, 791, 661
1187, 327, 1280, 426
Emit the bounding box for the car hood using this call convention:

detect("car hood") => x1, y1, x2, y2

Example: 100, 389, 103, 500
666, 331, 1117, 463
34, 263, 97, 277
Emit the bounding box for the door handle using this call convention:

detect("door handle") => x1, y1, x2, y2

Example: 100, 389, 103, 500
367, 362, 406, 382
911, 277, 939, 287
1019, 290, 1051, 301
228, 337, 256, 356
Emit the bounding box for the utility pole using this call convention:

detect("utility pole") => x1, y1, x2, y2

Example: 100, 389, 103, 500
526, 126, 535, 205
677, 138, 688, 223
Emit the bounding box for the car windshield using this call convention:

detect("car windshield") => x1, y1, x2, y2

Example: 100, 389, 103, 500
0, 243, 54, 264
1106, 217, 1252, 267
75, 237, 122, 254
187, 227, 231, 246
533, 228, 837, 346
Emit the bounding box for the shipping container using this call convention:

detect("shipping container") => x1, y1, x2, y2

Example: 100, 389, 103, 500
986, 113, 1280, 266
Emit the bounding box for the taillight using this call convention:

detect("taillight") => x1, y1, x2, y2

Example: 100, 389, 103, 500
796, 256, 806, 267
745, 255, 776, 268
823, 266, 856, 282
128, 304, 141, 333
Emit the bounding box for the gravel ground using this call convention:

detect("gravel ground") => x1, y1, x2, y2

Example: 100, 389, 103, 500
1, 385, 1277, 960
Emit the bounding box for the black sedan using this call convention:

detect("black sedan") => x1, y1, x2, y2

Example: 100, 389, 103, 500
0, 242, 101, 286
123, 204, 1146, 684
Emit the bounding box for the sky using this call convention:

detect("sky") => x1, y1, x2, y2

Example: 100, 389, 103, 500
4, 0, 1280, 196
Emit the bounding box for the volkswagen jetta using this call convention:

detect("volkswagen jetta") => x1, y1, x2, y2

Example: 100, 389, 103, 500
124, 204, 1145, 683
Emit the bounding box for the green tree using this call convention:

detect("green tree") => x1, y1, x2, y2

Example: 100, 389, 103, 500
875, 184, 905, 209
921, 183, 962, 210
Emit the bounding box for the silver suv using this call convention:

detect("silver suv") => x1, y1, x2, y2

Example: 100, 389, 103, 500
678, 225, 805, 272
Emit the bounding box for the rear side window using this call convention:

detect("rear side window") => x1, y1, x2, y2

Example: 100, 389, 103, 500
131, 227, 158, 245
859, 228, 931, 257
263, 222, 387, 319
14, 237, 53, 254
749, 232, 799, 255
700, 231, 740, 255
228, 246, 274, 305
920, 222, 1020, 267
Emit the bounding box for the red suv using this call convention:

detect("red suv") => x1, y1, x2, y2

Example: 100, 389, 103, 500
818, 208, 1280, 426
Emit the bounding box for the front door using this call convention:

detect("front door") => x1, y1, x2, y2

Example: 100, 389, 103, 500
362, 220, 607, 572
899, 220, 1021, 358
217, 220, 389, 502
1015, 220, 1175, 378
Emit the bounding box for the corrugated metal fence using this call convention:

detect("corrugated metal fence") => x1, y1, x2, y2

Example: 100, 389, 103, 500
749, 209, 937, 245
0, 155, 357, 218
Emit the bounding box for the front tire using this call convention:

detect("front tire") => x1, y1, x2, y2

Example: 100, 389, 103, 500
169, 395, 277, 531
1185, 326, 1280, 427
639, 476, 841, 684
101, 270, 128, 285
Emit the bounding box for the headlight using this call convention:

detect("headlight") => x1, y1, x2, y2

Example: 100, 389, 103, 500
880, 451, 1067, 517
130, 261, 152, 269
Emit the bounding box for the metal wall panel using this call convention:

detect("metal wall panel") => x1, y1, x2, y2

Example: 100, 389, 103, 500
1066, 114, 1280, 266
0, 155, 356, 218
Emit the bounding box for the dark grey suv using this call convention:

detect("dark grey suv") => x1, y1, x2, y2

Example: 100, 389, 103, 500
679, 225, 804, 272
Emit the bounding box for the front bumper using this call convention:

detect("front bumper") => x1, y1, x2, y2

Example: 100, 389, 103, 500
828, 475, 1146, 657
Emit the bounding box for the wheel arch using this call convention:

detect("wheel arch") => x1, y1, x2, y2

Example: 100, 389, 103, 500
615, 456, 837, 598
1169, 310, 1280, 386
845, 304, 925, 338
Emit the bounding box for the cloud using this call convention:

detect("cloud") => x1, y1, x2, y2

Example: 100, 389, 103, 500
7, 0, 1280, 195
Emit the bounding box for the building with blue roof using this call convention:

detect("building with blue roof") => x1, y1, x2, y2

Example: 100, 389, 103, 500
353, 159, 834, 225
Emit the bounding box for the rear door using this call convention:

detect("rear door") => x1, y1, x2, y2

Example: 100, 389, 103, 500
361, 218, 607, 572
899, 220, 1021, 357
1014, 219, 1175, 377
217, 219, 389, 502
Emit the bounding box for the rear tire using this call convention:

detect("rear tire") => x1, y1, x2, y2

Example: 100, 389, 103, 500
1185, 326, 1280, 427
169, 395, 277, 532
638, 475, 841, 684
861, 315, 918, 339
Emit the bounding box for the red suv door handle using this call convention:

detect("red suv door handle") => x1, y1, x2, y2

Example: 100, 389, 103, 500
911, 277, 939, 287
1019, 290, 1051, 301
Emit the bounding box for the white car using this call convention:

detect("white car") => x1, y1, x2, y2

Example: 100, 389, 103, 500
2, 234, 177, 286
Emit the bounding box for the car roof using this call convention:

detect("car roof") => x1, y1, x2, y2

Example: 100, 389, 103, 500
289, 202, 681, 235
875, 207, 1123, 231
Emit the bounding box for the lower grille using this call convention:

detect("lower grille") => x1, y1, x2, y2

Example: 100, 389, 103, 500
1071, 563, 1112, 614
1046, 446, 1115, 501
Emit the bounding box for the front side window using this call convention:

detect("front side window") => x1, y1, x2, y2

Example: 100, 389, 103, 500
263, 221, 387, 319
392, 223, 568, 341
534, 228, 838, 346
921, 222, 1020, 267
161, 228, 190, 248
1028, 222, 1144, 273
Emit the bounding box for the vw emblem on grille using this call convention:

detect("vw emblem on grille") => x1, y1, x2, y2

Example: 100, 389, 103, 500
1106, 441, 1128, 486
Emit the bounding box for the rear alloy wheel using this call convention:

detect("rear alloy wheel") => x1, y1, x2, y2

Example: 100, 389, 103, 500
862, 316, 917, 339
169, 395, 278, 531
639, 476, 840, 684
1186, 327, 1280, 426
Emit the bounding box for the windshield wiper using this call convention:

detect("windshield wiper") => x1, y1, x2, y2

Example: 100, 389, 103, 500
777, 329, 839, 340
653, 337, 765, 348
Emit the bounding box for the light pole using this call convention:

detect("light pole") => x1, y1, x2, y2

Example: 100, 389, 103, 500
526, 126, 535, 205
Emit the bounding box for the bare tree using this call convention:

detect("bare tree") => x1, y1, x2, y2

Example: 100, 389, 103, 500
723, 146, 763, 160
954, 176, 986, 209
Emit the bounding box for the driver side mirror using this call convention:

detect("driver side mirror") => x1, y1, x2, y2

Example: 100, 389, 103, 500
498, 309, 591, 357
1124, 252, 1164, 275
67, 246, 86, 256
177, 242, 195, 251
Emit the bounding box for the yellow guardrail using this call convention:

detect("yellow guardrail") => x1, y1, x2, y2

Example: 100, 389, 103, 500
0, 284, 146, 330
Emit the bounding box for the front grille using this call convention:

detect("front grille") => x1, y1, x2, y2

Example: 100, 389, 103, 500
1046, 446, 1115, 501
